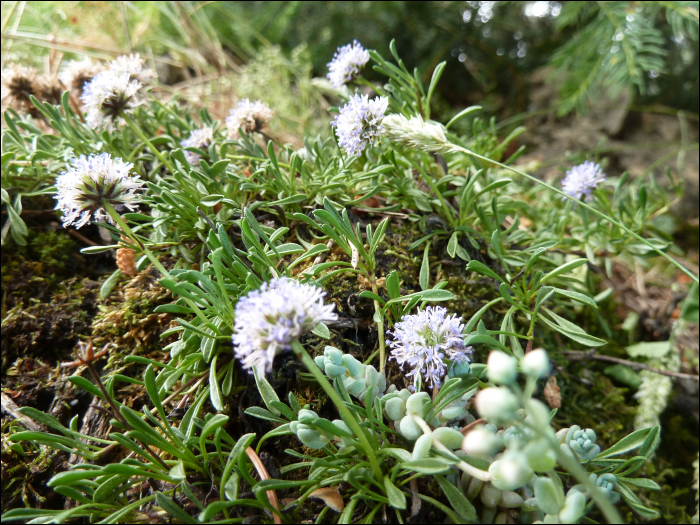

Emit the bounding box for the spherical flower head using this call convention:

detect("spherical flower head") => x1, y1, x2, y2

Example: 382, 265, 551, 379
388, 306, 471, 389
462, 425, 502, 457
232, 277, 337, 374
521, 348, 550, 378
54, 153, 143, 229
382, 113, 451, 154
561, 161, 606, 201
476, 387, 519, 425
1, 64, 39, 111
489, 449, 534, 491
225, 99, 274, 138
109, 53, 157, 84
326, 40, 370, 89
487, 350, 518, 384
180, 126, 213, 165
81, 70, 142, 130
332, 94, 388, 157
59, 58, 105, 97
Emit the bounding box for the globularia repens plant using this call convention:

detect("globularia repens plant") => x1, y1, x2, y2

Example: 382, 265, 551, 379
1, 40, 695, 524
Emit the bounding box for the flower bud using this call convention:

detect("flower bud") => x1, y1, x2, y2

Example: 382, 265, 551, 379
487, 351, 518, 384
489, 450, 534, 491
476, 387, 519, 425
522, 349, 550, 378
462, 425, 502, 457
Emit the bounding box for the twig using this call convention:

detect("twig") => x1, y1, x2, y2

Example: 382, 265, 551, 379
1, 392, 42, 431
67, 228, 100, 246
563, 349, 699, 381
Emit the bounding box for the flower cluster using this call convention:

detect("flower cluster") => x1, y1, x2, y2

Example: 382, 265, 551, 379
108, 53, 157, 84
561, 161, 606, 200
180, 126, 213, 164
388, 306, 471, 388
225, 99, 274, 138
332, 94, 389, 157
54, 153, 143, 229
59, 58, 105, 98
232, 277, 337, 374
81, 71, 142, 130
1, 64, 38, 111
326, 40, 370, 90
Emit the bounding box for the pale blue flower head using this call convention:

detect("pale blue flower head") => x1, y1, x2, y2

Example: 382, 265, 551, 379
561, 161, 606, 201
327, 40, 370, 89
180, 126, 213, 165
81, 70, 142, 130
388, 306, 471, 389
54, 153, 143, 229
232, 277, 337, 374
332, 94, 388, 157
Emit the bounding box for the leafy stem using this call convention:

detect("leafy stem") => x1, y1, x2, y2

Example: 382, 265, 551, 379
450, 144, 699, 284
121, 111, 175, 173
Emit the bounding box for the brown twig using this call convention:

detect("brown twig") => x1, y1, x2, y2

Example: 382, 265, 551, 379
245, 447, 282, 524
460, 418, 486, 436
67, 228, 100, 246
563, 349, 699, 381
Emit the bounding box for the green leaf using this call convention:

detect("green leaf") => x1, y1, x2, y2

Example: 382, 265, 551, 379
200, 414, 229, 462
100, 269, 122, 300
596, 427, 656, 459
466, 260, 505, 283
541, 258, 587, 284
400, 458, 454, 475
384, 477, 406, 509
619, 477, 661, 491
48, 470, 101, 487
155, 492, 198, 524
435, 474, 477, 521
244, 406, 286, 423
625, 341, 671, 359
68, 376, 106, 400
553, 288, 598, 309
604, 365, 642, 389
311, 322, 331, 339
253, 368, 281, 416
419, 243, 430, 291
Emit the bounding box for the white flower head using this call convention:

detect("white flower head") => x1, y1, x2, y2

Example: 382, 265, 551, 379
327, 40, 370, 90
332, 94, 388, 157
388, 306, 471, 389
225, 99, 274, 138
1, 64, 38, 110
109, 53, 157, 84
232, 277, 337, 374
54, 153, 143, 229
382, 113, 451, 154
81, 70, 142, 130
180, 126, 213, 164
561, 161, 606, 201
59, 58, 105, 97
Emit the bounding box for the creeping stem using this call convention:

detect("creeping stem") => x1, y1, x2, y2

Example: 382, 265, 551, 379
290, 339, 385, 483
